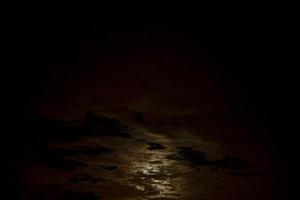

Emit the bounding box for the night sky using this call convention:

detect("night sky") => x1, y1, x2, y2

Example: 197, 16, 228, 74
3, 11, 292, 199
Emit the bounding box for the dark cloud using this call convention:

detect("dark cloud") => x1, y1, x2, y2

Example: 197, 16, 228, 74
84, 112, 133, 138
146, 142, 166, 150
167, 146, 253, 175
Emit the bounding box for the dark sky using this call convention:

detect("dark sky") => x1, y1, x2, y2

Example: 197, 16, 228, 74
4, 11, 292, 184
5, 12, 284, 124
